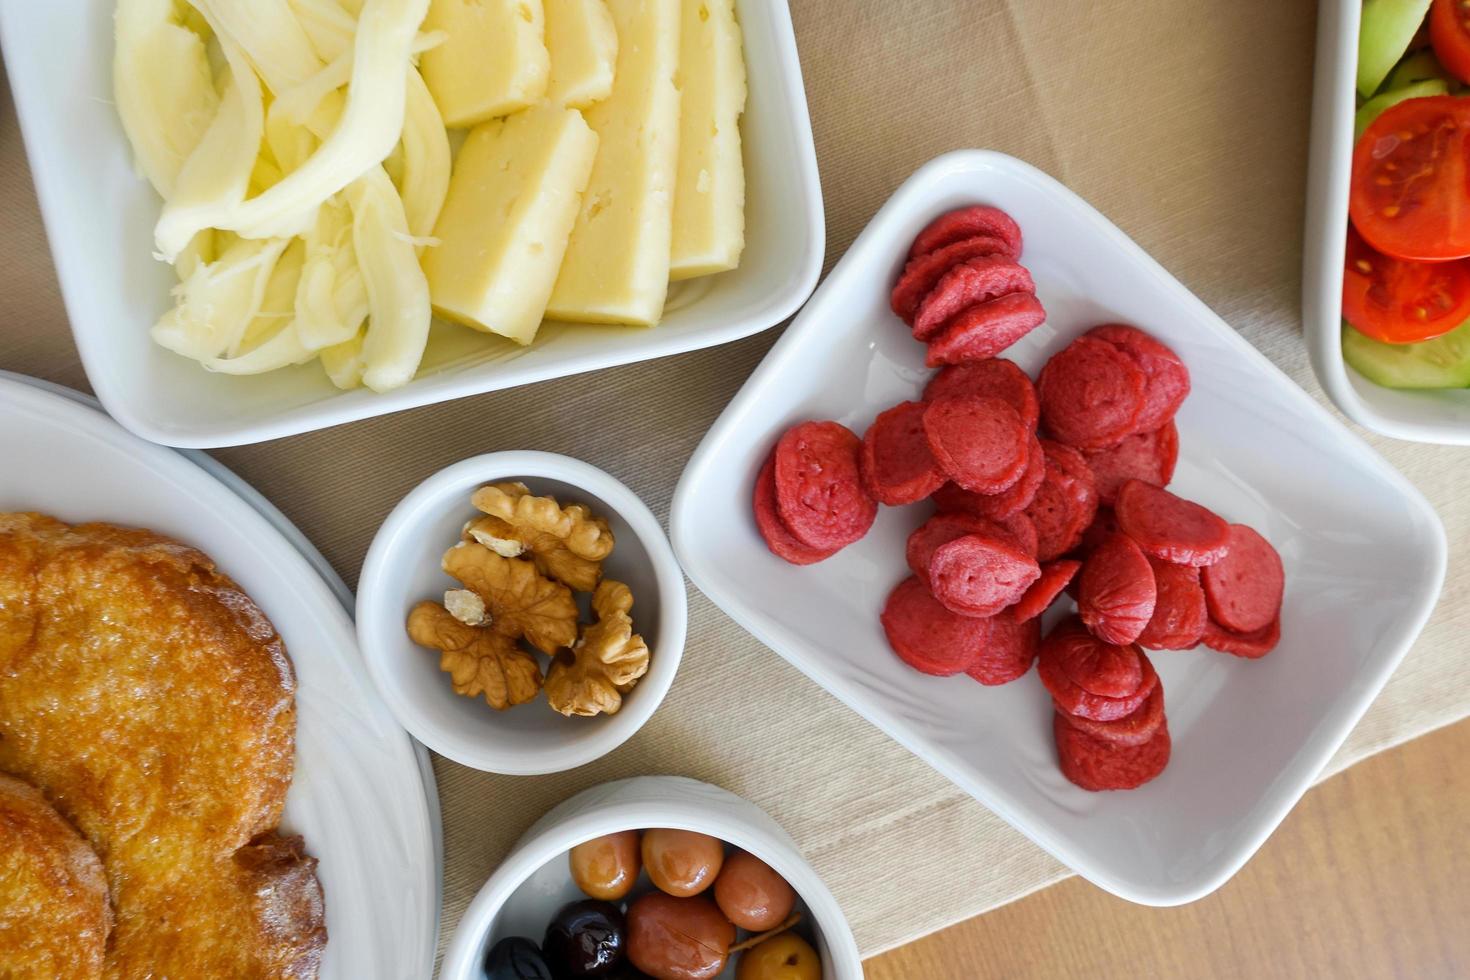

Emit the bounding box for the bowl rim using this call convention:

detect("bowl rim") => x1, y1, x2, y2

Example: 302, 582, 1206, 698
355, 451, 688, 775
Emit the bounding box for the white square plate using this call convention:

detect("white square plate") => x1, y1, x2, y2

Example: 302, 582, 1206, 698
1303, 0, 1470, 443
0, 0, 822, 448
671, 150, 1447, 905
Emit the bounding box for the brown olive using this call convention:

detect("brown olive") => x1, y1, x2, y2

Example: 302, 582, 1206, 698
735, 933, 821, 980
712, 851, 796, 931
641, 829, 724, 897
626, 892, 734, 980
569, 830, 642, 901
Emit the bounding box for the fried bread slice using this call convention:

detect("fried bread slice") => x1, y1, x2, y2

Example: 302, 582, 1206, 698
0, 773, 112, 979
0, 514, 326, 979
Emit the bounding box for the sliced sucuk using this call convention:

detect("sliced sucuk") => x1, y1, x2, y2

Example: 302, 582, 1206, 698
1012, 559, 1081, 623
1114, 479, 1231, 567
922, 358, 1039, 431
1202, 614, 1281, 659
859, 401, 946, 506
773, 420, 877, 551
1083, 420, 1179, 506
1038, 617, 1158, 721
1087, 324, 1191, 434
889, 235, 1010, 324
967, 611, 1040, 686
1076, 532, 1157, 646
997, 511, 1039, 558
912, 258, 1035, 342
909, 205, 1023, 261
753, 454, 838, 565
1024, 440, 1099, 562
929, 534, 1040, 618
906, 512, 1032, 587
921, 395, 1029, 494
1037, 335, 1148, 450
1137, 557, 1207, 650
1058, 684, 1165, 748
931, 434, 1044, 521
881, 575, 987, 676
1072, 505, 1121, 563
1054, 712, 1171, 791
1201, 524, 1285, 633
925, 292, 1047, 366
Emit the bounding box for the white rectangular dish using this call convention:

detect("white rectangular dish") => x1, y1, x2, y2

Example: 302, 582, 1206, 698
1303, 0, 1470, 443
0, 0, 822, 449
672, 150, 1447, 905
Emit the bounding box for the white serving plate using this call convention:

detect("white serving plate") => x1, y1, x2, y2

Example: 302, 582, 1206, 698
0, 372, 441, 978
0, 0, 822, 449
1303, 0, 1470, 443
670, 150, 1447, 906
439, 776, 863, 980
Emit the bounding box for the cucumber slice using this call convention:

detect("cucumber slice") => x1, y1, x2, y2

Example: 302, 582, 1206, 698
1359, 0, 1433, 97
1342, 319, 1470, 388
1354, 79, 1450, 139
1388, 48, 1450, 88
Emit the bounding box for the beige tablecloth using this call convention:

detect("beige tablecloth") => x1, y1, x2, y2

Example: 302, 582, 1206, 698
3, 0, 1467, 962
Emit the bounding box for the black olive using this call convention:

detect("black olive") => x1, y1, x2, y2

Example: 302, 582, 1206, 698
484, 936, 552, 980
542, 900, 627, 977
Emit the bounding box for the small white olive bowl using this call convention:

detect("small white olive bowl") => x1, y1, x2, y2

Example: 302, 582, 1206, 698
439, 776, 864, 980
356, 451, 687, 775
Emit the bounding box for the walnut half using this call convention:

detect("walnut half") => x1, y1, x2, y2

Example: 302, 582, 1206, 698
407, 601, 542, 710
468, 482, 614, 592
441, 540, 579, 656
545, 580, 651, 717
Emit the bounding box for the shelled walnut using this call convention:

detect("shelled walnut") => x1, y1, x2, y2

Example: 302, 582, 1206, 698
441, 540, 579, 655
407, 601, 542, 709
468, 482, 614, 592
545, 580, 651, 717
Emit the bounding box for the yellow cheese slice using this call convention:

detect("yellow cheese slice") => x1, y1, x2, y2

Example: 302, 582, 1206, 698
544, 0, 618, 108
546, 0, 681, 326
668, 0, 746, 280
423, 103, 600, 344
420, 0, 550, 127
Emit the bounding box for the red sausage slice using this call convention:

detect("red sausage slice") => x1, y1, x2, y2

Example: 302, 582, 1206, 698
752, 454, 838, 565
1201, 524, 1285, 633
929, 534, 1040, 618
1114, 479, 1231, 567
1054, 712, 1171, 791
1038, 618, 1158, 721
881, 575, 988, 676
909, 205, 1022, 261
1058, 684, 1165, 748
1024, 440, 1099, 562
931, 433, 1044, 521
773, 420, 877, 551
912, 258, 1035, 342
1137, 557, 1208, 650
925, 292, 1047, 366
1082, 420, 1179, 506
997, 511, 1039, 558
922, 395, 1029, 494
966, 610, 1040, 686
906, 512, 1033, 587
1012, 559, 1082, 623
1037, 335, 1148, 450
1086, 324, 1191, 434
923, 358, 1039, 431
890, 235, 1010, 324
1077, 533, 1157, 646
1202, 615, 1281, 660
859, 401, 945, 506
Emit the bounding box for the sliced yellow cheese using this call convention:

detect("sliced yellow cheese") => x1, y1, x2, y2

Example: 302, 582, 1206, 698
546, 0, 681, 326
543, 0, 617, 108
669, 0, 745, 280
423, 103, 599, 344
420, 0, 550, 127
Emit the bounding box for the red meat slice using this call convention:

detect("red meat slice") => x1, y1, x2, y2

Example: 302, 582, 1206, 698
752, 454, 838, 565
909, 205, 1023, 261
1012, 559, 1082, 623
1072, 505, 1121, 563
998, 512, 1040, 558
923, 358, 1039, 431
931, 433, 1044, 521
1201, 524, 1285, 633
773, 420, 877, 551
912, 258, 1035, 341
1058, 684, 1165, 748
925, 292, 1047, 366
906, 513, 1033, 587
1077, 533, 1157, 645
1202, 615, 1281, 660
922, 395, 1029, 494
889, 235, 1010, 324
880, 575, 988, 676
859, 401, 946, 506
1024, 440, 1099, 562
1082, 420, 1179, 506
1054, 712, 1171, 791
1086, 324, 1191, 434
1038, 618, 1158, 721
1114, 479, 1231, 567
929, 534, 1041, 618
1037, 335, 1147, 450
966, 611, 1040, 686
1137, 557, 1207, 650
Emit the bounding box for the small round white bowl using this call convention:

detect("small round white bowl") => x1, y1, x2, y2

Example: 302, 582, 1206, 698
439, 776, 864, 980
356, 452, 687, 775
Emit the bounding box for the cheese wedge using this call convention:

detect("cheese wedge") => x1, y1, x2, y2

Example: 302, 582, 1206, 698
420, 0, 550, 127
546, 0, 681, 326
424, 103, 599, 344
544, 0, 618, 108
669, 0, 746, 280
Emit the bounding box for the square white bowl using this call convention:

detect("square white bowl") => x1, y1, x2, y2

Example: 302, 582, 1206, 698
0, 0, 823, 448
1303, 0, 1470, 444
671, 150, 1447, 905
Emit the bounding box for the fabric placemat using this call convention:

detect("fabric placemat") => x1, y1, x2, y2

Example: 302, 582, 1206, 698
3, 0, 1467, 961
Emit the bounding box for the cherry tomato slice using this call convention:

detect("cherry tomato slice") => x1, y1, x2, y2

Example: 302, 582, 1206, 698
1431, 0, 1470, 85
1349, 95, 1470, 261
1342, 224, 1470, 343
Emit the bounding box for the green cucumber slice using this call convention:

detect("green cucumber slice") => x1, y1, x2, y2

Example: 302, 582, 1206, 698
1359, 0, 1433, 97
1388, 48, 1450, 88
1354, 79, 1450, 139
1342, 319, 1470, 388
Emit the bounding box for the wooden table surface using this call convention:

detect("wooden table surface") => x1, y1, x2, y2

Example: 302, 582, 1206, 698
864, 718, 1470, 978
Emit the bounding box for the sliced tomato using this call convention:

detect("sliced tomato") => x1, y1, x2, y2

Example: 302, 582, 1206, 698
1343, 224, 1470, 342
1431, 0, 1470, 84
1350, 95, 1470, 261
